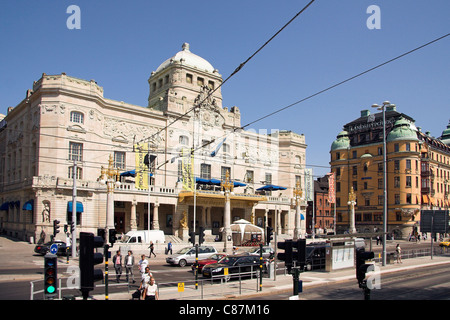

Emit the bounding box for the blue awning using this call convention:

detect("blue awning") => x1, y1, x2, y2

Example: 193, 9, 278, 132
0, 202, 9, 210
195, 177, 246, 187
22, 200, 34, 211
120, 169, 136, 177
68, 201, 84, 213
257, 185, 287, 191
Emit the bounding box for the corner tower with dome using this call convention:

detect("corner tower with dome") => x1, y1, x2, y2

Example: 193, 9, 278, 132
0, 43, 308, 250
330, 105, 450, 239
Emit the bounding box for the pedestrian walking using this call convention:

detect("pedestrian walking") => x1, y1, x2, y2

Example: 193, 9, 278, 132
138, 254, 149, 275
167, 241, 173, 255
112, 250, 123, 282
143, 277, 159, 300
125, 250, 136, 283
395, 244, 402, 264
148, 241, 156, 258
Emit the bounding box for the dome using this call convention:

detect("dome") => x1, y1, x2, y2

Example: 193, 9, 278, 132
331, 130, 350, 151
439, 120, 450, 146
387, 118, 418, 142
155, 43, 215, 73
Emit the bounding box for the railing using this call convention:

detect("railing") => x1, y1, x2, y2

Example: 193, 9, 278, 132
30, 264, 267, 300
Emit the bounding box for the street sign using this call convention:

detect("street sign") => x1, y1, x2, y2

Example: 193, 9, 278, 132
420, 210, 449, 233
50, 243, 58, 255
224, 268, 229, 276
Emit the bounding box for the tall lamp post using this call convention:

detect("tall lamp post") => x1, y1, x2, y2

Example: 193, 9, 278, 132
100, 155, 121, 245
221, 170, 234, 253
372, 101, 392, 266
293, 181, 303, 240
348, 187, 357, 234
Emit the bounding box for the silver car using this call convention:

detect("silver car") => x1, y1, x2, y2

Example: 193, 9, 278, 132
166, 246, 218, 267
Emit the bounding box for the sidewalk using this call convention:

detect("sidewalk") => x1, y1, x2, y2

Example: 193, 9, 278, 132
96, 254, 450, 300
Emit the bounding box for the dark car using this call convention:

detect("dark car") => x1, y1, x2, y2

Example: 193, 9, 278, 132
202, 254, 266, 279
191, 253, 227, 272
34, 240, 70, 256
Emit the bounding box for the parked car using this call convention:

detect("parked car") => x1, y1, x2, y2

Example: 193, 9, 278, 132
202, 254, 266, 279
246, 246, 274, 259
166, 245, 218, 267
34, 240, 70, 256
439, 238, 450, 247
191, 253, 227, 272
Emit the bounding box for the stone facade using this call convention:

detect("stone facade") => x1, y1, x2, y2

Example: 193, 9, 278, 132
0, 44, 308, 249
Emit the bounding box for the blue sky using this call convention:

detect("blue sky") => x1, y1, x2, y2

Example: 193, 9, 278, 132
1, 0, 449, 178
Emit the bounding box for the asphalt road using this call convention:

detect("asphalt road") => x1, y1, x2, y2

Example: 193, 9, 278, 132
243, 263, 450, 300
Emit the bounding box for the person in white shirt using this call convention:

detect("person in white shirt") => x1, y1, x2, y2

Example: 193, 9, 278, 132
138, 254, 148, 275
143, 277, 158, 300
125, 250, 135, 283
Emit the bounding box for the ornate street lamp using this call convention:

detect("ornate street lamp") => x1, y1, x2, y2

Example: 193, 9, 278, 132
347, 186, 357, 234
293, 181, 303, 240
99, 154, 121, 244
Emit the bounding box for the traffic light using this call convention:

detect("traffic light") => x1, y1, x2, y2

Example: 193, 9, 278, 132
79, 232, 104, 299
53, 219, 60, 238
44, 254, 58, 299
266, 226, 273, 245
199, 227, 205, 245
277, 239, 293, 273
70, 221, 75, 233
356, 248, 375, 287
294, 239, 306, 269
108, 229, 117, 245
64, 224, 68, 233
188, 231, 195, 245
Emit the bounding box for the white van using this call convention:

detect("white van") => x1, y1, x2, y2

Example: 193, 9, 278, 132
166, 246, 218, 267
120, 230, 165, 245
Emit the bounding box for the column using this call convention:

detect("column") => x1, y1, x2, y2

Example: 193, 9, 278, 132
130, 199, 137, 231
348, 187, 357, 234
152, 201, 160, 230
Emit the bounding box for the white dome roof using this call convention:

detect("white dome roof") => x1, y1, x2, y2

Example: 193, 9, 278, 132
155, 43, 215, 73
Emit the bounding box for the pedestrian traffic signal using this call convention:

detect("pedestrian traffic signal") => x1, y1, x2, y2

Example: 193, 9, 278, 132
79, 232, 104, 299
188, 231, 195, 245
277, 239, 293, 273
53, 219, 60, 237
108, 228, 117, 245
356, 248, 375, 287
266, 226, 274, 245
199, 227, 205, 245
44, 254, 58, 299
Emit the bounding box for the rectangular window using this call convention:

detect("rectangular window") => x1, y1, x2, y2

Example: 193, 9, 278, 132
69, 142, 83, 162
200, 164, 211, 179
114, 151, 126, 169
68, 166, 82, 179
245, 170, 254, 183
406, 176, 412, 188
265, 173, 272, 185
221, 166, 231, 180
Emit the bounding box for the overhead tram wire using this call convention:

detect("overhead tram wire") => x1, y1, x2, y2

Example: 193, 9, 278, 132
135, 0, 317, 146
240, 32, 450, 130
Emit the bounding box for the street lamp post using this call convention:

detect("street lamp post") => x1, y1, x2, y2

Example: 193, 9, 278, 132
372, 101, 392, 266
293, 181, 303, 240
100, 155, 121, 245
221, 170, 234, 253
348, 187, 357, 234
